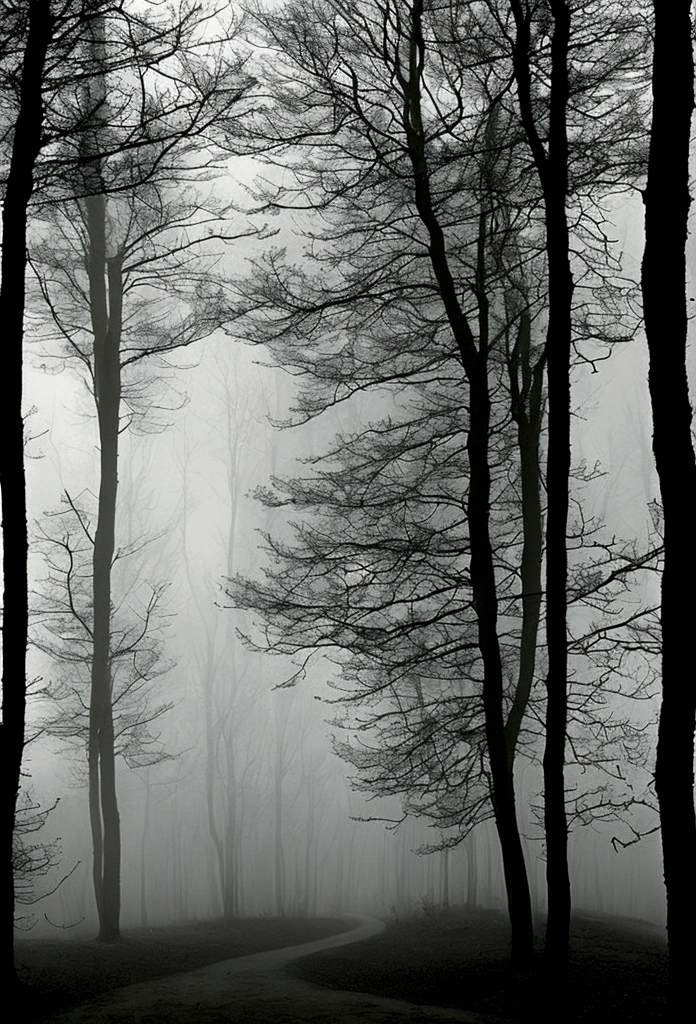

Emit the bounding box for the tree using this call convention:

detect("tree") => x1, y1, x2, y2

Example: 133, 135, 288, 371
640, 0, 696, 1005
0, 0, 252, 967
230, 0, 653, 969
230, 0, 559, 965
32, 491, 175, 771
496, 0, 650, 965
1, 0, 56, 989
176, 345, 278, 920
508, 0, 575, 963
31, 199, 249, 939
28, 10, 254, 933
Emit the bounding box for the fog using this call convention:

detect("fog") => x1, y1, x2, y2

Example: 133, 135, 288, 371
4, 6, 683, 982
18, 318, 668, 940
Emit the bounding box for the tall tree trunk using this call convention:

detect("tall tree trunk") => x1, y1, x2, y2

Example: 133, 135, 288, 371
541, 0, 573, 968
0, 0, 52, 988
79, 11, 123, 943
505, 310, 545, 758
87, 191, 124, 939
510, 0, 573, 967
302, 760, 315, 916
223, 736, 237, 917
140, 774, 151, 929
641, 0, 696, 1006
274, 721, 285, 917
402, 1, 533, 965
466, 830, 477, 909
202, 634, 226, 914
469, 362, 534, 966
440, 847, 450, 909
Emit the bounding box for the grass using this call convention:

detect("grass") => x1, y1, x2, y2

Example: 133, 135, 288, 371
16, 915, 354, 1022
15, 907, 669, 1022
288, 907, 668, 1022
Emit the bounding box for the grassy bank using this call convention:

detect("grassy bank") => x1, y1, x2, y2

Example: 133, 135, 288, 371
17, 915, 353, 1021
289, 908, 667, 1023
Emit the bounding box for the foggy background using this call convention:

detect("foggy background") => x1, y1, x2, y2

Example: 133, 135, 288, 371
19, 240, 668, 939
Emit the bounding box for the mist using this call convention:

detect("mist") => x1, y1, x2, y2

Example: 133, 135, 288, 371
21, 329, 666, 935
1, 2, 690, 1021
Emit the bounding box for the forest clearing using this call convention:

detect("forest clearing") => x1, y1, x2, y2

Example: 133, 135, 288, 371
18, 910, 665, 1023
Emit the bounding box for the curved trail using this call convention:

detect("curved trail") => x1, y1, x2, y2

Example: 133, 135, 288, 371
39, 914, 514, 1024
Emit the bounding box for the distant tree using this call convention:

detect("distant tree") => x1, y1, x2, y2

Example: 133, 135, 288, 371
32, 491, 175, 770
0, 0, 256, 969
640, 0, 696, 1005
27, 8, 254, 935
177, 353, 272, 920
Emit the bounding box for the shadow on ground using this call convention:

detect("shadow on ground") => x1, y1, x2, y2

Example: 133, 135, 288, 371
16, 908, 667, 1023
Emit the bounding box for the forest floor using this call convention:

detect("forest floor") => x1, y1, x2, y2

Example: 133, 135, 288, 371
17, 915, 357, 1022
290, 908, 668, 1023
15, 908, 667, 1023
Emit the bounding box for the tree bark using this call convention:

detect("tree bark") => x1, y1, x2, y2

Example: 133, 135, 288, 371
510, 0, 573, 967
86, 184, 124, 939
0, 0, 52, 987
641, 0, 696, 1005
399, 1, 533, 965
140, 774, 151, 928
274, 717, 286, 917
466, 830, 477, 909
440, 847, 450, 909
505, 310, 545, 758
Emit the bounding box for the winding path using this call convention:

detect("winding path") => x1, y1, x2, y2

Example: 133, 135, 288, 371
39, 914, 514, 1023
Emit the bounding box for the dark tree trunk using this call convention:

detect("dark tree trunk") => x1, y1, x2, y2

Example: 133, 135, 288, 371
641, 0, 696, 1005
140, 775, 150, 928
0, 0, 52, 988
466, 831, 477, 909
505, 310, 545, 758
86, 185, 123, 941
440, 847, 450, 909
469, 364, 535, 967
399, 0, 533, 966
274, 728, 285, 917
223, 736, 238, 917
510, 0, 573, 967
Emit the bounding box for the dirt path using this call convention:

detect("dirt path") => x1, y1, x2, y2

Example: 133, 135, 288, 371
38, 914, 514, 1024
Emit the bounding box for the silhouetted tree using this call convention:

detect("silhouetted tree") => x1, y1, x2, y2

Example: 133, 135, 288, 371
230, 0, 651, 967
28, 7, 253, 934
640, 0, 696, 1005
0, 0, 253, 964
503, 0, 650, 965
231, 0, 555, 964
1, 0, 56, 988
32, 491, 175, 767
230, 0, 653, 970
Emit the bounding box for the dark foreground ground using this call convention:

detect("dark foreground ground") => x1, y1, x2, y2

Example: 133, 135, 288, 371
17, 916, 354, 1021
16, 908, 667, 1023
291, 908, 668, 1023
